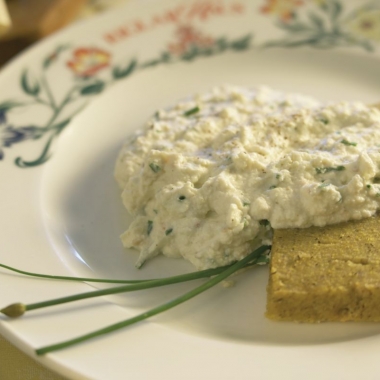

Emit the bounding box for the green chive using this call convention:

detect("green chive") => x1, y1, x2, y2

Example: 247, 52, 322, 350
0, 258, 267, 287
35, 245, 270, 355
147, 220, 153, 236
183, 106, 200, 117
149, 163, 161, 173
1, 256, 271, 321
340, 139, 357, 147
178, 195, 186, 201
0, 263, 147, 284
315, 165, 345, 174
259, 219, 270, 226
165, 228, 173, 235
319, 117, 329, 124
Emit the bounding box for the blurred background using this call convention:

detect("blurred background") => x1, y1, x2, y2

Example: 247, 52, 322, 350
0, 0, 126, 68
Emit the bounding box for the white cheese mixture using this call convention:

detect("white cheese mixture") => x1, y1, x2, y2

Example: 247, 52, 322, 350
115, 86, 380, 270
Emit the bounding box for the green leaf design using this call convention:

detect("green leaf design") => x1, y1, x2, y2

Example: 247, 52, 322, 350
15, 133, 55, 168
21, 70, 40, 96
15, 118, 72, 168
80, 81, 105, 95
43, 45, 70, 70
43, 57, 54, 70
112, 59, 137, 79
181, 45, 200, 61
308, 12, 325, 31
0, 100, 24, 112
230, 34, 252, 51
264, 37, 320, 48
160, 52, 171, 62
320, 0, 342, 21
141, 59, 162, 68
267, 0, 376, 53
276, 21, 312, 33
215, 37, 228, 51
141, 52, 172, 68
329, 0, 342, 21
52, 118, 72, 134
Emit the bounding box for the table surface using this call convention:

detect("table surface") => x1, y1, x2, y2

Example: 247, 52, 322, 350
0, 2, 127, 378
0, 335, 67, 380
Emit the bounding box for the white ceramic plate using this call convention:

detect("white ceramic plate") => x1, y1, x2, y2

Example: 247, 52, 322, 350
2, 0, 380, 378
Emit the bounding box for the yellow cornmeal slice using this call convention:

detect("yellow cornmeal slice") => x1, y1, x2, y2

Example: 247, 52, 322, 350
266, 216, 380, 322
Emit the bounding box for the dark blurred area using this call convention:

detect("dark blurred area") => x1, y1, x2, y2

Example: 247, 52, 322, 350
0, 0, 88, 67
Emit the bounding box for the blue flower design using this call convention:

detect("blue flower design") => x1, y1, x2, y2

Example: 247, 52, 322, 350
0, 125, 42, 160
0, 109, 6, 125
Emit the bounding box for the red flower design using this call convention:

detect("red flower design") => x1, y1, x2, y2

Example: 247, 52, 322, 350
67, 48, 111, 77
260, 0, 303, 22
168, 25, 214, 55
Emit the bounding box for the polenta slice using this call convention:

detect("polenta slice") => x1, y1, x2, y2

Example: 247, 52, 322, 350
266, 216, 380, 322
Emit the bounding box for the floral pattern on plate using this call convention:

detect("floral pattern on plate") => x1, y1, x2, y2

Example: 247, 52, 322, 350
1, 0, 380, 168
261, 0, 380, 50
0, 27, 251, 167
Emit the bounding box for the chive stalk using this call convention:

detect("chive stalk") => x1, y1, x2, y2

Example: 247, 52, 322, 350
35, 245, 269, 355
1, 249, 269, 318
0, 261, 262, 284
340, 139, 357, 147
149, 163, 161, 173
165, 228, 173, 235
183, 106, 200, 117
2, 266, 243, 316
315, 165, 345, 174
147, 220, 153, 236
0, 263, 147, 284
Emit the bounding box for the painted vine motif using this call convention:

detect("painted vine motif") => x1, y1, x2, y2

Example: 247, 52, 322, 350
0, 28, 251, 167
260, 0, 380, 50
1, 0, 380, 168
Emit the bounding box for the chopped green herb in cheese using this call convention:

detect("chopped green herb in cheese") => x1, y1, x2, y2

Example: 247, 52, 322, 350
115, 86, 380, 269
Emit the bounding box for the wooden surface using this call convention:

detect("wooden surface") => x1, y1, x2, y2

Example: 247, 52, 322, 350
2, 0, 87, 41
0, 335, 67, 380
0, 0, 11, 34
0, 0, 87, 66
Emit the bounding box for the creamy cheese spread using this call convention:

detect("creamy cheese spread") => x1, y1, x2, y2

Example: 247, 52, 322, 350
115, 85, 380, 270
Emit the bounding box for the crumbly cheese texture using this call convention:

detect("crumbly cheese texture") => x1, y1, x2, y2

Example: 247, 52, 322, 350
115, 85, 380, 270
